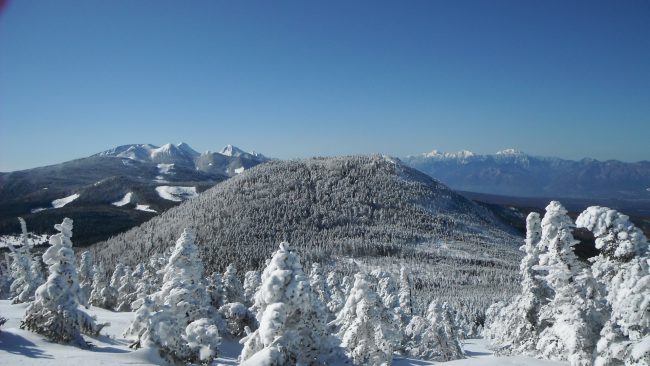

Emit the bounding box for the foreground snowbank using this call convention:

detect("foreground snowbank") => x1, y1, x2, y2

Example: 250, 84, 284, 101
0, 300, 566, 365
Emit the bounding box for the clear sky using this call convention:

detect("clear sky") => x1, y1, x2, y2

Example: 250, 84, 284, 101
1, 0, 649, 171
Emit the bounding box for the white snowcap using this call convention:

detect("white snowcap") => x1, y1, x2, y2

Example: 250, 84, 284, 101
495, 148, 524, 156
422, 149, 475, 160
278, 241, 291, 251
220, 144, 246, 157
54, 217, 74, 238
576, 206, 649, 259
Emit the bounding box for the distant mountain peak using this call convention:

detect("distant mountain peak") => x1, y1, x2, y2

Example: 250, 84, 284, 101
219, 144, 247, 157
495, 148, 524, 156
422, 149, 476, 160
176, 142, 199, 157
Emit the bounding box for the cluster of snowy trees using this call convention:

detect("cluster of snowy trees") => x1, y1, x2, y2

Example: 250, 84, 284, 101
88, 156, 523, 327
1, 215, 469, 364
118, 232, 467, 364
92, 157, 522, 271
5, 218, 44, 304
485, 201, 650, 365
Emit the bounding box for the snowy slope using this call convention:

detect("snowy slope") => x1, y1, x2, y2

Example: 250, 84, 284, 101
154, 186, 198, 202
0, 300, 566, 365
111, 192, 133, 207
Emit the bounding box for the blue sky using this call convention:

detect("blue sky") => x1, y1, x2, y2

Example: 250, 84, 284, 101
1, 0, 649, 171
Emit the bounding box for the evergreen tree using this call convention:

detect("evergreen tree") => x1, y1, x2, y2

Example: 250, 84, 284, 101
222, 263, 245, 304
371, 270, 403, 351
576, 206, 650, 365
405, 300, 465, 361
436, 302, 465, 360
77, 251, 94, 308
116, 268, 136, 312
218, 302, 256, 338
21, 218, 105, 346
8, 218, 41, 304
484, 212, 548, 355
331, 272, 392, 365
309, 263, 330, 310
398, 266, 413, 320
89, 263, 109, 308
326, 271, 345, 314
127, 228, 220, 364
207, 272, 225, 309
240, 242, 334, 365
242, 270, 261, 307
535, 201, 597, 365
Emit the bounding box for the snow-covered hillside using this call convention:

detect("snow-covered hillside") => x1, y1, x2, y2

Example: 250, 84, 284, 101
92, 156, 524, 315
0, 300, 565, 365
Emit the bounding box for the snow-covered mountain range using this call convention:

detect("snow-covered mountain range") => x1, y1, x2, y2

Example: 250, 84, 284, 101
0, 143, 269, 245
403, 149, 650, 200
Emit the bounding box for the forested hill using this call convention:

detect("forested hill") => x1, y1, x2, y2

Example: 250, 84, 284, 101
92, 155, 522, 275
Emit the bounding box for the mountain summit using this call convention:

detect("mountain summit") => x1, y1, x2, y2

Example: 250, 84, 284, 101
0, 143, 269, 245
91, 155, 523, 309
404, 149, 650, 199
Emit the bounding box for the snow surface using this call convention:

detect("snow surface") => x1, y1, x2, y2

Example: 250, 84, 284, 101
31, 193, 81, 213
0, 233, 49, 249
156, 163, 175, 175
155, 186, 198, 202
0, 300, 568, 366
135, 204, 157, 213
111, 193, 133, 207
51, 193, 80, 208
234, 167, 245, 174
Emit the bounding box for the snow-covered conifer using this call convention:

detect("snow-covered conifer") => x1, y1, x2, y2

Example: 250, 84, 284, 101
535, 201, 597, 365
218, 302, 256, 338
430, 301, 464, 360
21, 218, 105, 346
240, 242, 334, 365
404, 300, 465, 361
130, 266, 155, 310
89, 263, 109, 308
371, 270, 403, 351
95, 263, 124, 310
222, 263, 245, 304
116, 268, 136, 312
310, 263, 330, 308
8, 218, 40, 303
127, 228, 218, 364
326, 271, 345, 314
242, 270, 261, 307
485, 212, 549, 355
183, 318, 222, 364
331, 272, 392, 365
78, 251, 94, 308
576, 206, 650, 365
398, 266, 413, 320
207, 271, 225, 309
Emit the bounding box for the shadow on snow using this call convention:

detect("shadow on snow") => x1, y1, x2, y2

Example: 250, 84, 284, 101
0, 331, 54, 359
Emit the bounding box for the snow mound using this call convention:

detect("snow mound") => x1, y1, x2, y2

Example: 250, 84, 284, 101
157, 163, 175, 175
135, 204, 157, 213
52, 193, 80, 208
155, 186, 198, 202
0, 233, 49, 248
112, 192, 133, 207
0, 300, 567, 365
